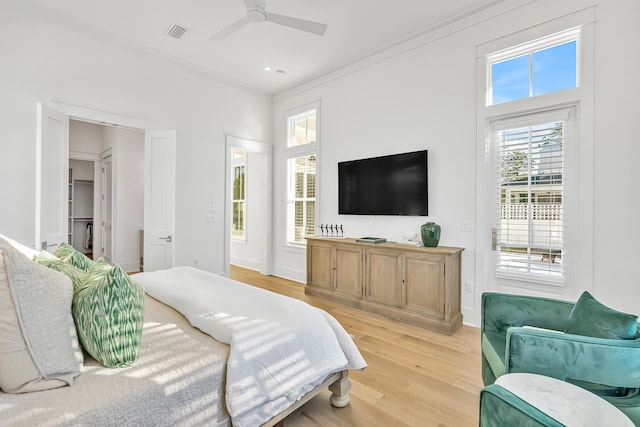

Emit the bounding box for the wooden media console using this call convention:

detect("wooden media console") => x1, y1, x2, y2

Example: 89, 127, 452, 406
305, 237, 464, 335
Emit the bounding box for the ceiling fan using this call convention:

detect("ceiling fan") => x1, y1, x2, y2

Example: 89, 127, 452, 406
211, 0, 328, 41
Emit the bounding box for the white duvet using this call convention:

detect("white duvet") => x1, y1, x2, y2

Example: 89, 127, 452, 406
135, 266, 366, 427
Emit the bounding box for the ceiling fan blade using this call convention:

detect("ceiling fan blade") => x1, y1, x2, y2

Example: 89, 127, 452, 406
210, 16, 251, 41
243, 0, 260, 9
266, 13, 327, 36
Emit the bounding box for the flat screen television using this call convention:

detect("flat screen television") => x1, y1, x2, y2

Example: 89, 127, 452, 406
338, 150, 428, 216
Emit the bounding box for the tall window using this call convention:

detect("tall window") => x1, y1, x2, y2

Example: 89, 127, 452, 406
488, 29, 578, 105
286, 109, 318, 246
231, 150, 246, 240
494, 114, 566, 281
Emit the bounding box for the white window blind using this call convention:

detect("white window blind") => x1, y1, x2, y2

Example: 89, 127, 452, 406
494, 115, 565, 281
286, 154, 316, 245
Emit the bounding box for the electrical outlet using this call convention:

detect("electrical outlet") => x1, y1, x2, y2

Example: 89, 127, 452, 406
205, 215, 215, 223
462, 221, 474, 232
464, 280, 473, 293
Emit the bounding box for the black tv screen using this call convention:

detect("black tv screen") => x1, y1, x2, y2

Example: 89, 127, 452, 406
338, 150, 428, 216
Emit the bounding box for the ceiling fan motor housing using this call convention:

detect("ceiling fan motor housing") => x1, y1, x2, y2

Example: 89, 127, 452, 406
247, 7, 266, 23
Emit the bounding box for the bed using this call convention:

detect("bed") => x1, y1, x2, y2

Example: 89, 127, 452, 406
0, 235, 366, 426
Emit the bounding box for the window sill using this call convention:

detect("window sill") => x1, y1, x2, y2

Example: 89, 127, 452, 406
283, 243, 306, 254
496, 270, 565, 287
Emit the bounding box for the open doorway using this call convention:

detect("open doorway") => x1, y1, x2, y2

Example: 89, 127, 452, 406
225, 136, 273, 277
69, 119, 144, 272
37, 102, 175, 273
68, 158, 95, 258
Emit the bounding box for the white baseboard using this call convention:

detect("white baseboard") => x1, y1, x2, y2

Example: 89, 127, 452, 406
117, 261, 141, 273
271, 265, 305, 284
230, 256, 261, 272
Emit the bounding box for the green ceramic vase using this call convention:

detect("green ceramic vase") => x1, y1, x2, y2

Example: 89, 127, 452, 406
421, 222, 441, 247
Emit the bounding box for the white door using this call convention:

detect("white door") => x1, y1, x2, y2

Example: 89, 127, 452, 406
35, 103, 69, 252
483, 107, 577, 299
144, 130, 176, 271
101, 153, 113, 264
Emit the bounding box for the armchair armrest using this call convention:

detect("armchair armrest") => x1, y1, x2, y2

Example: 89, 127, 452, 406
506, 327, 640, 389
482, 292, 574, 335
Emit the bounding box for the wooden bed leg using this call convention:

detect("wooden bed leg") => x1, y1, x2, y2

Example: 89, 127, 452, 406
328, 370, 351, 408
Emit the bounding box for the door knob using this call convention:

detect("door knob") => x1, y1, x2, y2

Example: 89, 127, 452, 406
158, 235, 172, 243
41, 241, 60, 250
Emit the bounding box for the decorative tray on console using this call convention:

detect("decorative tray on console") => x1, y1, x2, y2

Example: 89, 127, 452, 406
355, 237, 387, 244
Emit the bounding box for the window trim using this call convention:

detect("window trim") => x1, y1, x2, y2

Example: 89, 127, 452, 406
487, 27, 580, 106
284, 102, 320, 249
475, 8, 595, 311
287, 109, 317, 148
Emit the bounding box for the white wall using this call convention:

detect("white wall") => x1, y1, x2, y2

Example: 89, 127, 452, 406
591, 0, 640, 317
70, 120, 104, 154
272, 0, 640, 325
69, 159, 93, 181
0, 1, 272, 275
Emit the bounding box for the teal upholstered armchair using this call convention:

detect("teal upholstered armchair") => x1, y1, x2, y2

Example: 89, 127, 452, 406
481, 292, 640, 425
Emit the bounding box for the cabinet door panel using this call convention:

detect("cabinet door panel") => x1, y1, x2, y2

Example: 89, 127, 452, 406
365, 249, 402, 307
404, 253, 444, 318
308, 243, 333, 290
335, 246, 363, 297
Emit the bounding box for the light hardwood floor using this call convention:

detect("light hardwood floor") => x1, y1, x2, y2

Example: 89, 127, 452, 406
230, 265, 483, 427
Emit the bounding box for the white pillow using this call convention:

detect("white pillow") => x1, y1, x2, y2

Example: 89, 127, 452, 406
0, 239, 83, 393
0, 233, 40, 260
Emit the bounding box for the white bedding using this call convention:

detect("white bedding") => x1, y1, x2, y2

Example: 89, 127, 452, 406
0, 294, 230, 427
135, 266, 366, 427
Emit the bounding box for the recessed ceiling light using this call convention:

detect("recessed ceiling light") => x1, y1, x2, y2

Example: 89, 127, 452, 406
263, 66, 271, 72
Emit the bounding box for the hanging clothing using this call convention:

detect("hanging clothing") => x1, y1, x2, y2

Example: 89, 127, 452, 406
84, 223, 92, 249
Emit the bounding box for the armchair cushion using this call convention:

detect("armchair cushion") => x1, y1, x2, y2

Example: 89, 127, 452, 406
481, 373, 635, 427
483, 331, 507, 379
565, 291, 638, 340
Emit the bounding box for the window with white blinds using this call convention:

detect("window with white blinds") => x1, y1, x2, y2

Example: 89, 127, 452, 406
494, 112, 567, 281
285, 108, 318, 246
286, 155, 316, 245
231, 150, 246, 241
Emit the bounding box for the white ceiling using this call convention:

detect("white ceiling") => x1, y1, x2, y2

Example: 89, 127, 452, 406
32, 0, 506, 95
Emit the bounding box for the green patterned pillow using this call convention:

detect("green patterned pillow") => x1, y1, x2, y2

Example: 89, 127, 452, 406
54, 242, 75, 259
73, 259, 145, 368
54, 242, 93, 272
35, 251, 86, 291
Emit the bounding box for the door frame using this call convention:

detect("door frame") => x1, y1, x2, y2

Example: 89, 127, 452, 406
101, 148, 113, 264
69, 151, 102, 259
224, 135, 273, 277
41, 101, 175, 271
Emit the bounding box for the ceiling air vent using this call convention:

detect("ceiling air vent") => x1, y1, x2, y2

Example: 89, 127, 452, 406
165, 24, 189, 40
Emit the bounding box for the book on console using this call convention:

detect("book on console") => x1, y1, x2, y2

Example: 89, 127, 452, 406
355, 237, 387, 244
